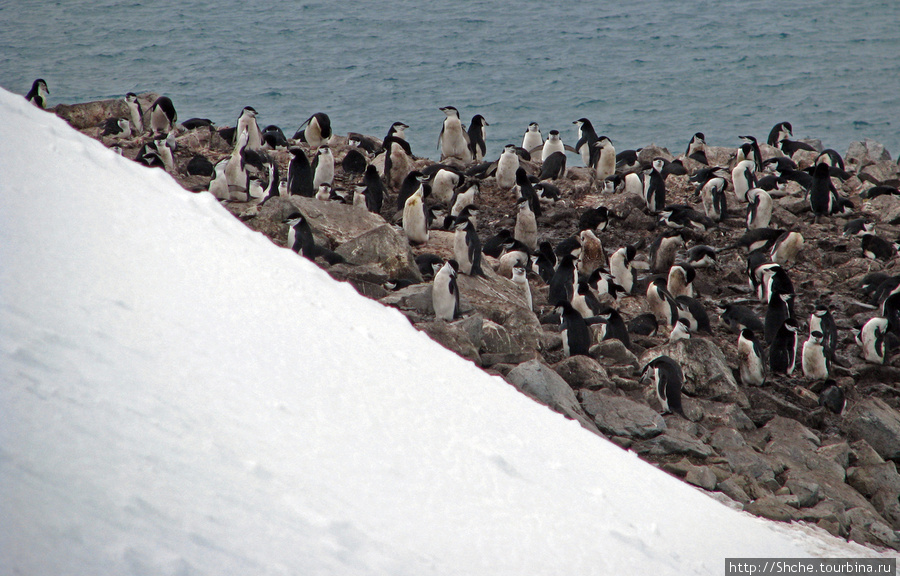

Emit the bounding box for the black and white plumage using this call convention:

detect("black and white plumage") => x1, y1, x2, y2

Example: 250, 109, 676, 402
574, 118, 599, 166
541, 130, 565, 162
572, 281, 604, 318
642, 356, 685, 416
720, 304, 764, 334
676, 295, 711, 333
446, 181, 479, 229
859, 185, 900, 200
659, 205, 714, 232
522, 122, 543, 152
284, 211, 345, 265
609, 246, 637, 295
685, 132, 708, 164
25, 78, 49, 108
801, 330, 830, 380
628, 313, 658, 337
770, 231, 804, 266
694, 167, 729, 222
262, 125, 289, 149
483, 229, 513, 258
402, 181, 430, 245
669, 318, 692, 342
809, 305, 838, 366
593, 305, 631, 348
426, 165, 463, 205
438, 106, 473, 163
643, 158, 667, 212
647, 278, 680, 328
818, 384, 846, 415
558, 302, 592, 357
737, 136, 763, 171
667, 263, 695, 298
769, 318, 799, 375
857, 317, 892, 364
592, 136, 616, 180
861, 234, 898, 261
548, 254, 579, 306
287, 147, 314, 197
778, 138, 817, 158
341, 146, 368, 175
767, 122, 793, 147
356, 165, 384, 214
579, 205, 614, 232
433, 260, 461, 321
397, 171, 429, 211
737, 328, 766, 386
731, 159, 757, 203
765, 291, 796, 344
497, 238, 532, 279
383, 134, 413, 190
298, 112, 333, 149
514, 196, 538, 253
539, 152, 567, 181
453, 211, 484, 276
236, 106, 263, 150
587, 268, 626, 301
615, 149, 641, 174
511, 264, 533, 311
843, 218, 875, 237
514, 167, 541, 218
311, 146, 335, 190
124, 92, 144, 134
682, 245, 718, 269
535, 181, 561, 203
467, 114, 488, 162
101, 118, 131, 138
808, 162, 838, 220
148, 96, 177, 135
746, 188, 773, 230
496, 144, 520, 189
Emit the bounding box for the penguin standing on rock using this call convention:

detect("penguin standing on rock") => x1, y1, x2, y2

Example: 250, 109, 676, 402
496, 144, 520, 189
236, 106, 263, 150
548, 253, 579, 306
311, 146, 335, 189
25, 78, 49, 108
802, 330, 830, 380
467, 114, 489, 161
511, 264, 533, 311
284, 211, 345, 265
124, 92, 144, 134
287, 147, 314, 197
769, 318, 799, 375
644, 158, 666, 212
403, 180, 430, 245
685, 132, 708, 164
574, 118, 599, 166
522, 122, 543, 152
857, 317, 892, 364
438, 106, 473, 163
357, 165, 384, 214
808, 162, 837, 222
737, 329, 766, 386
558, 301, 592, 357
732, 159, 757, 203
694, 167, 729, 222
297, 112, 332, 149
453, 210, 485, 276
767, 122, 793, 147
610, 246, 637, 295
647, 278, 680, 328
432, 260, 461, 321
514, 196, 538, 252
541, 130, 565, 162
641, 356, 685, 416
148, 96, 177, 135
592, 136, 616, 180
747, 188, 773, 229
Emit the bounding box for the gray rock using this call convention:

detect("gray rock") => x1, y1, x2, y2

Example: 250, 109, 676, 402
505, 360, 599, 434
846, 138, 893, 169
743, 495, 800, 522
721, 446, 781, 489
481, 319, 516, 355
699, 400, 756, 432
380, 284, 433, 316
589, 339, 640, 369
850, 439, 886, 467
685, 466, 718, 491
54, 92, 158, 130
290, 196, 389, 245
639, 339, 749, 407
817, 442, 852, 470
866, 195, 900, 230
417, 320, 480, 365
336, 224, 422, 282
580, 390, 667, 439
553, 355, 611, 390
784, 476, 821, 508
717, 477, 752, 504
635, 429, 714, 459
844, 398, 900, 461
709, 427, 748, 452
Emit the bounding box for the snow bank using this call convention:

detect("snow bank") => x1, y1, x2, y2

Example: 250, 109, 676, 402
0, 87, 889, 575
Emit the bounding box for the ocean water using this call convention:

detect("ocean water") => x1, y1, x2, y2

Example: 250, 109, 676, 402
2, 0, 898, 162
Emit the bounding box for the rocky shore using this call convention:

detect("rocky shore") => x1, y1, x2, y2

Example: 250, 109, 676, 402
51, 93, 900, 552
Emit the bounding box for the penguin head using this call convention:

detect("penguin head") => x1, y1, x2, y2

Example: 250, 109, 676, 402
739, 328, 757, 343
471, 114, 488, 127
573, 118, 591, 129
125, 92, 138, 103
440, 106, 460, 118
241, 106, 258, 118
502, 144, 517, 155
692, 132, 706, 144
527, 122, 540, 132
809, 330, 824, 345
652, 157, 666, 172
318, 146, 332, 157
548, 130, 560, 141
512, 265, 527, 280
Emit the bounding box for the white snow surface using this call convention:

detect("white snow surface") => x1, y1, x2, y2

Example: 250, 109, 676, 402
0, 87, 893, 575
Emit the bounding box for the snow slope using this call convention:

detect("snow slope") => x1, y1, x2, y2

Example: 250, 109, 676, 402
0, 87, 891, 575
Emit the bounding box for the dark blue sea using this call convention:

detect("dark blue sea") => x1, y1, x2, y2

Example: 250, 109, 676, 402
2, 0, 898, 161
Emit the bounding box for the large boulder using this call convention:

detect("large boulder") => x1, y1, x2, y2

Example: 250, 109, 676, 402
336, 224, 422, 282
846, 138, 893, 170
54, 92, 158, 131
580, 389, 667, 440
552, 355, 611, 390
505, 360, 599, 434
639, 339, 749, 407
290, 196, 390, 245
843, 398, 900, 461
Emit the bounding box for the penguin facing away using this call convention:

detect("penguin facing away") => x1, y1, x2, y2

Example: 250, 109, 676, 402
467, 114, 489, 161
403, 182, 430, 245
558, 301, 592, 357
641, 356, 685, 416
769, 318, 799, 375
148, 96, 177, 135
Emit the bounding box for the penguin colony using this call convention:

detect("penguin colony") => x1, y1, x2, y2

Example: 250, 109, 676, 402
29, 81, 900, 422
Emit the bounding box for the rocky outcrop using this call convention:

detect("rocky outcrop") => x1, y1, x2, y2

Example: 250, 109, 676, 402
64, 98, 900, 552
